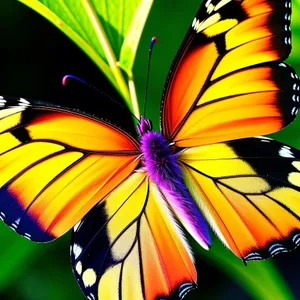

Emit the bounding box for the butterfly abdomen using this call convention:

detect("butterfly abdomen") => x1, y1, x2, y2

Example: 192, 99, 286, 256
140, 128, 211, 249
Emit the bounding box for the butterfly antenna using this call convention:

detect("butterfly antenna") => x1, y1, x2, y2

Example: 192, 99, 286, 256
143, 36, 158, 117
62, 74, 88, 87
62, 74, 139, 122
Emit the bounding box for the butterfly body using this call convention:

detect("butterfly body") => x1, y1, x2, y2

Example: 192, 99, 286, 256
139, 118, 179, 184
139, 117, 211, 249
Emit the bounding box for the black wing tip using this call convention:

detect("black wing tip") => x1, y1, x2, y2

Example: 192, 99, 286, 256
0, 95, 31, 109
243, 230, 300, 262
265, 62, 300, 128
175, 282, 197, 300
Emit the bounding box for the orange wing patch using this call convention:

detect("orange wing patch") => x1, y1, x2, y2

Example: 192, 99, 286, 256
179, 137, 300, 261
174, 65, 296, 147
0, 97, 140, 242
163, 42, 219, 137
26, 110, 138, 152
161, 0, 299, 147
71, 172, 197, 300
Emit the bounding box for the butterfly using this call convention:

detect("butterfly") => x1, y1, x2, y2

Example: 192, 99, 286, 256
1, 0, 300, 299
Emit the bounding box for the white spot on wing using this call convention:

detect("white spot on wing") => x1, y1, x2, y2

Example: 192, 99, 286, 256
75, 261, 82, 275
24, 233, 31, 238
89, 294, 95, 300
285, 37, 289, 45
293, 233, 300, 245
214, 0, 231, 11
192, 13, 221, 33
205, 0, 212, 7
279, 147, 294, 158
269, 243, 287, 256
73, 243, 83, 260
244, 252, 262, 260
73, 221, 81, 232
19, 98, 30, 106
179, 283, 194, 299
207, 3, 214, 14
82, 269, 97, 287
192, 17, 196, 28
0, 97, 6, 107
255, 136, 272, 140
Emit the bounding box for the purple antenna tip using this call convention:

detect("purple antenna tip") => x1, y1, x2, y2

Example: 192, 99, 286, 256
62, 74, 87, 86
62, 75, 69, 86
150, 36, 159, 51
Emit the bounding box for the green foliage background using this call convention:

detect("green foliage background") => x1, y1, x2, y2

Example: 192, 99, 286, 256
0, 0, 299, 299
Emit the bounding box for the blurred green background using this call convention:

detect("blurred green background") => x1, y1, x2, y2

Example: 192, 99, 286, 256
0, 0, 300, 299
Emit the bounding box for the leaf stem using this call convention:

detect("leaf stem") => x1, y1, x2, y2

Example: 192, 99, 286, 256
81, 0, 135, 115
128, 77, 140, 119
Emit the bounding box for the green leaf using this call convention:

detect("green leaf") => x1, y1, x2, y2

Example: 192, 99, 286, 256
193, 238, 295, 300
18, 0, 116, 91
119, 0, 154, 75
18, 0, 153, 117
0, 223, 46, 292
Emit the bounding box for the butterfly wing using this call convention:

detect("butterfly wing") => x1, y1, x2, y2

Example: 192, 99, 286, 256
179, 137, 300, 261
71, 171, 197, 300
161, 0, 300, 147
0, 96, 140, 242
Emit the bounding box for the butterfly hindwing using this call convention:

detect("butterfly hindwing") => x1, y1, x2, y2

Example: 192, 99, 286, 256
179, 137, 300, 261
0, 96, 140, 242
71, 172, 197, 300
161, 0, 299, 147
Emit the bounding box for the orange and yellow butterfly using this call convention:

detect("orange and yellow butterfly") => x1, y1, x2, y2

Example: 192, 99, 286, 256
0, 0, 300, 299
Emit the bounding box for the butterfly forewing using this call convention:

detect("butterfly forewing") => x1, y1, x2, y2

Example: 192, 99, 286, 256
161, 0, 299, 147
179, 137, 300, 261
0, 96, 140, 242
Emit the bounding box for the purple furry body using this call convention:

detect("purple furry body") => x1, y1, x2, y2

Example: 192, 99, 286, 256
138, 117, 211, 249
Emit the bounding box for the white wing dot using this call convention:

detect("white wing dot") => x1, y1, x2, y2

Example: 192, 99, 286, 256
73, 243, 83, 259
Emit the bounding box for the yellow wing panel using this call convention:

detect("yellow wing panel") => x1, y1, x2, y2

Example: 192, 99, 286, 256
71, 172, 197, 300
180, 137, 300, 261
0, 97, 140, 242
